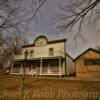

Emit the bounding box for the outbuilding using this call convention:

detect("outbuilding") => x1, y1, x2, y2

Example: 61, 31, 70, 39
74, 48, 100, 80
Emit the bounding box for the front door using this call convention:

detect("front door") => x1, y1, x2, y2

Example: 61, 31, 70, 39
32, 60, 40, 75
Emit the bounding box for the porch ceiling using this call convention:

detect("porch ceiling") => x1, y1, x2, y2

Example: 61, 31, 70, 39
14, 56, 65, 62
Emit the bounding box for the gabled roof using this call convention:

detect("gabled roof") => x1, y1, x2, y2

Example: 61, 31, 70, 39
74, 48, 100, 61
65, 53, 74, 60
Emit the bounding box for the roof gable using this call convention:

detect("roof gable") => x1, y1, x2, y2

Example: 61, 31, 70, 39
74, 48, 100, 61
22, 35, 67, 48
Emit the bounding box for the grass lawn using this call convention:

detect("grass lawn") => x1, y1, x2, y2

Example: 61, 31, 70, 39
0, 74, 100, 100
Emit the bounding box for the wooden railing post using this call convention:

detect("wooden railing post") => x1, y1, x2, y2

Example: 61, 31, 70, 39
40, 58, 42, 75
59, 57, 62, 76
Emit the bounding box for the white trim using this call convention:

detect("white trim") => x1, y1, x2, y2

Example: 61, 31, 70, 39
40, 58, 42, 75
38, 73, 64, 75
20, 63, 23, 74
11, 73, 64, 76
11, 72, 22, 75
10, 61, 14, 74
59, 57, 62, 75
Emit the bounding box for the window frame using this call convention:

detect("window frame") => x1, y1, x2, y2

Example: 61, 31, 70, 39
84, 58, 100, 65
49, 48, 54, 56
29, 50, 34, 57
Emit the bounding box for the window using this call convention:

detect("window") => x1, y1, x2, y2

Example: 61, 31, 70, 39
49, 48, 54, 56
30, 50, 34, 57
84, 59, 100, 65
35, 38, 47, 47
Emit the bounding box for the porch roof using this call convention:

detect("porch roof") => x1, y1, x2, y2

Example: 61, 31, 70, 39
14, 56, 65, 61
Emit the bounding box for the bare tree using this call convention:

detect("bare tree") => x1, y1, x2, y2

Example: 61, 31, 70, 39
0, 0, 47, 72
95, 45, 100, 51
0, 33, 28, 72
53, 0, 100, 40
0, 0, 47, 45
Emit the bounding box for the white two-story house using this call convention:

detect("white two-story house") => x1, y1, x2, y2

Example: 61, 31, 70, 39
11, 35, 75, 76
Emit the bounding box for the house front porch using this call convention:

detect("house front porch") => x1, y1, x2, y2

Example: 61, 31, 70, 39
11, 57, 65, 76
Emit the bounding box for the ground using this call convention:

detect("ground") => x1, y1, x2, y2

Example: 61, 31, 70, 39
0, 74, 100, 100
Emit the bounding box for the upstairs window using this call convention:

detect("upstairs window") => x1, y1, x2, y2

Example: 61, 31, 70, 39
30, 50, 34, 57
84, 59, 100, 65
49, 48, 54, 56
35, 37, 47, 47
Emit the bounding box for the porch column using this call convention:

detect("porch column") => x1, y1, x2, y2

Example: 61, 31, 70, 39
59, 57, 62, 76
40, 58, 42, 75
10, 61, 14, 74
20, 63, 23, 74
48, 64, 50, 74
